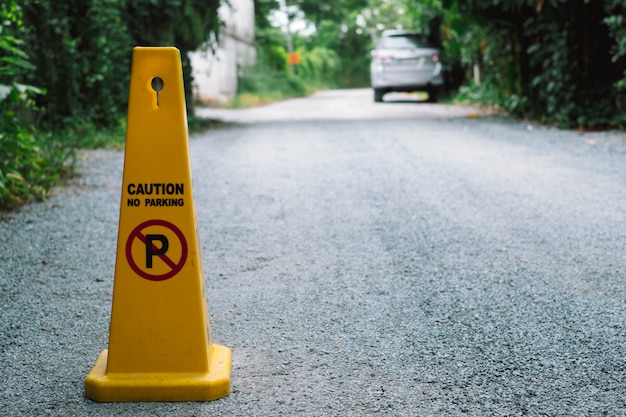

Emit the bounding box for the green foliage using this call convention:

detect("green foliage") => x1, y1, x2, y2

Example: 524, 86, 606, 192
21, 0, 132, 129
455, 77, 504, 108
235, 16, 345, 106
19, 0, 221, 130
359, 0, 439, 37
235, 63, 310, 107
0, 1, 73, 208
603, 0, 626, 123
64, 120, 127, 150
256, 26, 291, 73
305, 18, 371, 87
289, 0, 369, 26
254, 0, 280, 29
295, 46, 340, 85
439, 0, 626, 128
0, 87, 74, 207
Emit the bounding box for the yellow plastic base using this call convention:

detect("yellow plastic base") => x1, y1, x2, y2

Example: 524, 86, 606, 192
84, 345, 231, 402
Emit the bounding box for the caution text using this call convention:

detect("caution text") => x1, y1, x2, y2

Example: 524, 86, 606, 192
128, 182, 184, 195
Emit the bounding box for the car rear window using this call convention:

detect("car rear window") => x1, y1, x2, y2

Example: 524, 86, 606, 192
378, 34, 435, 49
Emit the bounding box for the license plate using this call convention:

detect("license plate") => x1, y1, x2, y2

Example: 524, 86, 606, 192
400, 58, 424, 67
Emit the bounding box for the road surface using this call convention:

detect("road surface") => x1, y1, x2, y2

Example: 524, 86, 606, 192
1, 89, 625, 416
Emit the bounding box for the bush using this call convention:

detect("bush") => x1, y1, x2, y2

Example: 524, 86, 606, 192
21, 0, 132, 130
0, 85, 75, 207
0, 2, 74, 208
234, 30, 342, 107
234, 66, 312, 107
444, 0, 626, 128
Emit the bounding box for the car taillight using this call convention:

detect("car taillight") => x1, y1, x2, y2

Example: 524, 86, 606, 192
376, 56, 392, 63
431, 54, 440, 62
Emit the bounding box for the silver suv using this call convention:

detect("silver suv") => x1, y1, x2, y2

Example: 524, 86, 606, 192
370, 30, 444, 102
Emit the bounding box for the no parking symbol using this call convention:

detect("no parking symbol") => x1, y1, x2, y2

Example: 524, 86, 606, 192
125, 219, 188, 281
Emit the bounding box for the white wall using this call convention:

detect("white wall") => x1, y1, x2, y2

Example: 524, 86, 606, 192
190, 0, 256, 103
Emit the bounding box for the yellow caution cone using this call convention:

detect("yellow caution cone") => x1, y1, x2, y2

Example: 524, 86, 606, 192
85, 47, 231, 402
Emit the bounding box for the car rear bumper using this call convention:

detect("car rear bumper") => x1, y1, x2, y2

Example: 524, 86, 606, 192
371, 64, 444, 91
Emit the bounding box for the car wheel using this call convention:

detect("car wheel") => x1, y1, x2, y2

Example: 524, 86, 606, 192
374, 88, 385, 103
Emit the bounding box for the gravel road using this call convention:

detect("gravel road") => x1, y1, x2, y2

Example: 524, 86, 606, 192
1, 88, 625, 416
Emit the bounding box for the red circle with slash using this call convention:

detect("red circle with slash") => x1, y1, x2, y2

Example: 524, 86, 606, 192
126, 219, 188, 281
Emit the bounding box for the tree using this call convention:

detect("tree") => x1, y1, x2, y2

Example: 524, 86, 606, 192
22, 0, 132, 129
436, 0, 626, 127
20, 0, 222, 130
125, 0, 222, 115
287, 0, 372, 87
289, 0, 368, 26
0, 1, 69, 207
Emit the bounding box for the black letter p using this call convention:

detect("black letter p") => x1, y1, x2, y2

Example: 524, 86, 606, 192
146, 234, 169, 268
